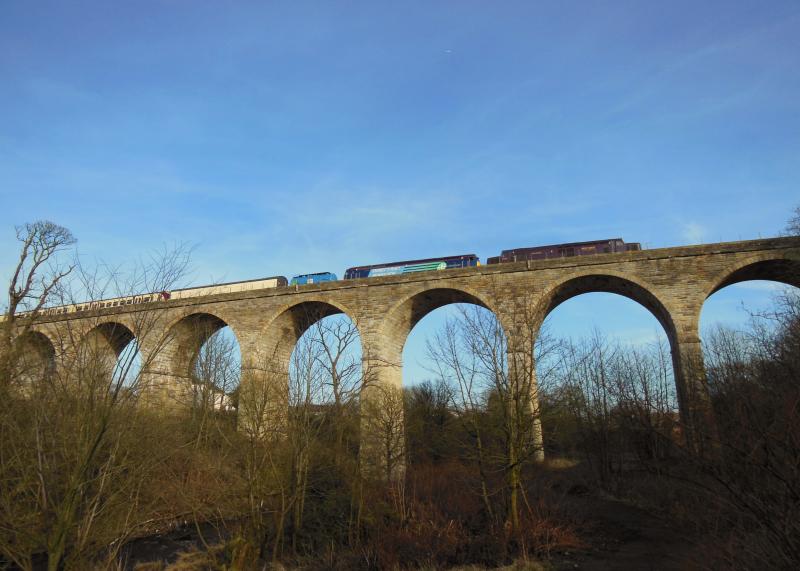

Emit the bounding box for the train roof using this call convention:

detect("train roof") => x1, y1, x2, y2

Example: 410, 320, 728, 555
14, 275, 289, 315
500, 238, 630, 254
170, 275, 287, 292
345, 254, 478, 272
291, 271, 336, 278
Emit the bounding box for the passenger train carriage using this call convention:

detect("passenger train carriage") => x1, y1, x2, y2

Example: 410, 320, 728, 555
17, 276, 288, 318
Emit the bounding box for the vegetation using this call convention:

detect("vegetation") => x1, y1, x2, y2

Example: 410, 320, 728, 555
1, 218, 799, 570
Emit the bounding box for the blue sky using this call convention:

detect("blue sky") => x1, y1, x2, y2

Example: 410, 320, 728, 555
2, 1, 798, 384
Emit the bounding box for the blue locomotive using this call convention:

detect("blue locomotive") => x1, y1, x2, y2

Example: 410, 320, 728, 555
290, 272, 338, 286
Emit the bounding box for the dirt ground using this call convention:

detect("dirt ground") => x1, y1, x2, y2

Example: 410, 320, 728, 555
121, 494, 699, 571
549, 492, 698, 571
120, 463, 701, 571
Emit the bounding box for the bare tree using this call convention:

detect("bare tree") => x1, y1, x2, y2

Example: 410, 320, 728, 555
0, 234, 195, 570
226, 310, 368, 563
189, 327, 241, 446
5, 221, 75, 314
0, 221, 75, 387
425, 304, 555, 534
286, 325, 324, 553
695, 295, 800, 567
785, 205, 800, 236
426, 316, 495, 520
286, 313, 365, 552
310, 316, 361, 407
360, 382, 406, 483
233, 351, 291, 565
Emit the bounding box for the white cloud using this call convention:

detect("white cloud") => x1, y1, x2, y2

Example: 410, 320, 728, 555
609, 327, 667, 347
728, 281, 790, 293
681, 221, 707, 245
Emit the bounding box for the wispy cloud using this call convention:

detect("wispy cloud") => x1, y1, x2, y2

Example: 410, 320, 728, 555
726, 281, 792, 293
681, 221, 707, 245
609, 327, 667, 347
604, 13, 800, 123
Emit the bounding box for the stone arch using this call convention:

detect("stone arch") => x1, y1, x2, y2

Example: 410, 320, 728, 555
698, 252, 800, 393
82, 321, 136, 357
696, 253, 800, 355
381, 285, 499, 361
535, 271, 678, 346
142, 310, 243, 408
364, 286, 520, 476
160, 311, 237, 381
690, 252, 800, 454
535, 271, 716, 453
258, 298, 361, 374
237, 298, 362, 438
20, 328, 58, 357
14, 329, 57, 387
159, 304, 242, 341
705, 253, 800, 299
78, 321, 137, 382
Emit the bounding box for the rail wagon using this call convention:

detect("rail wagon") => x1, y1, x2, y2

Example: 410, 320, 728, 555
487, 239, 641, 264
13, 275, 288, 318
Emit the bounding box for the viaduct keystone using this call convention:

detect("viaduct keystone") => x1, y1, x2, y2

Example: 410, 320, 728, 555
11, 236, 800, 473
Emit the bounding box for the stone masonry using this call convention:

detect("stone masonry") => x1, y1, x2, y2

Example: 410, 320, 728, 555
15, 237, 800, 469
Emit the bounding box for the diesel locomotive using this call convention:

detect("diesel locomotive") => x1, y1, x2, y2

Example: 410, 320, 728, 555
486, 238, 641, 264
290, 272, 338, 286
343, 254, 480, 279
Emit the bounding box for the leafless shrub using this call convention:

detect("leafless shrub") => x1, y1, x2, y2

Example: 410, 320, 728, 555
0, 226, 198, 570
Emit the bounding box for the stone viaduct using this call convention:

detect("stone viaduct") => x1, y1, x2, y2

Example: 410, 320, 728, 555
12, 236, 800, 468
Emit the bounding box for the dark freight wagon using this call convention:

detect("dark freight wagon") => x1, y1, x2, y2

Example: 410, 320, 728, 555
486, 238, 641, 264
